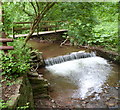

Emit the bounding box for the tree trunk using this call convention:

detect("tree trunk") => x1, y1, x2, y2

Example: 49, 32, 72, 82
0, 2, 6, 38
24, 16, 42, 46
0, 2, 2, 38
23, 2, 56, 47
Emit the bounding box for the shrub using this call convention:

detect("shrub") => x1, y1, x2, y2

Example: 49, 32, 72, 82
1, 38, 31, 78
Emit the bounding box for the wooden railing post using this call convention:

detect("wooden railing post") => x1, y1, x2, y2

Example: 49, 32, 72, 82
12, 26, 15, 39
37, 24, 39, 37
10, 21, 68, 37
55, 22, 57, 32
2, 32, 7, 53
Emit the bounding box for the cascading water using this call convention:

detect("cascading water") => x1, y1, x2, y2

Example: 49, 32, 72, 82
45, 53, 111, 99
29, 40, 119, 108
45, 51, 96, 66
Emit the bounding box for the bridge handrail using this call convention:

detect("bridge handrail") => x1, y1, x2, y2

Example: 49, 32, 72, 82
12, 20, 68, 38
13, 20, 67, 24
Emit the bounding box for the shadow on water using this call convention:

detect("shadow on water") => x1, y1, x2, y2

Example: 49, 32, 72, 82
28, 39, 119, 108
28, 39, 86, 59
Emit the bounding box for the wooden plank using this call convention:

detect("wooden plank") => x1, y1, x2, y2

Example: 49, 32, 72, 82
13, 21, 67, 24
0, 38, 13, 42
13, 25, 59, 31
0, 69, 3, 72
37, 29, 68, 35
40, 21, 67, 23
40, 25, 59, 28
14, 27, 30, 31
0, 46, 14, 50
13, 22, 33, 24
9, 29, 68, 38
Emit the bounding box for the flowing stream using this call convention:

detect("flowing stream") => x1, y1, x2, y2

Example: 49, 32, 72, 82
46, 56, 111, 99
29, 39, 119, 108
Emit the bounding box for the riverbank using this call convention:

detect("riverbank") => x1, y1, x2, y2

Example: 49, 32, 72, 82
1, 39, 119, 109
79, 45, 120, 64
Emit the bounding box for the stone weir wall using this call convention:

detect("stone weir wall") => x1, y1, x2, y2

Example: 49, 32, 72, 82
79, 46, 120, 64
6, 73, 49, 110
6, 51, 48, 109
92, 47, 120, 64
6, 75, 34, 109
28, 71, 50, 107
28, 50, 50, 108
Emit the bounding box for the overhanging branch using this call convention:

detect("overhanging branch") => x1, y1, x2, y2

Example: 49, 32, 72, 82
24, 2, 56, 46
30, 2, 37, 16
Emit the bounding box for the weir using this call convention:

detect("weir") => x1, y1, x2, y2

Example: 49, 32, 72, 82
44, 51, 96, 66
28, 40, 119, 108
46, 56, 112, 99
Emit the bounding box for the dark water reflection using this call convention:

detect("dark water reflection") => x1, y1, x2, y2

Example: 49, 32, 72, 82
28, 39, 86, 59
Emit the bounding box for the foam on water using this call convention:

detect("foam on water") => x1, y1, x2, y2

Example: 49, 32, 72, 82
46, 56, 111, 99
45, 51, 95, 66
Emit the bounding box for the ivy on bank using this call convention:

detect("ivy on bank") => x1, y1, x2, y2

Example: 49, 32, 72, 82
1, 38, 31, 78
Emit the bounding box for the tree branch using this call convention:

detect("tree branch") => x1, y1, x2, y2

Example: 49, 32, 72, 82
22, 4, 33, 16
24, 2, 56, 46
32, 3, 56, 30
40, 3, 50, 15
35, 1, 40, 12
32, 2, 56, 28
23, 9, 33, 16
41, 2, 56, 17
30, 2, 37, 16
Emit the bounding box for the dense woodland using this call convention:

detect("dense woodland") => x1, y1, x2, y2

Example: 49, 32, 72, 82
3, 2, 119, 51
1, 2, 119, 76
1, 2, 119, 109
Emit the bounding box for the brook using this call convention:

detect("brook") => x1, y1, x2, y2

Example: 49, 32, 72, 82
28, 39, 119, 108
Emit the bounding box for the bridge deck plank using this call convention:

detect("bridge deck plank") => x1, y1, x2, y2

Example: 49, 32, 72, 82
9, 29, 68, 38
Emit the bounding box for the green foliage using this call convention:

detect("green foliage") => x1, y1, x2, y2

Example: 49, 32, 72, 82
56, 2, 118, 51
88, 22, 118, 47
87, 2, 118, 51
47, 3, 97, 45
0, 99, 8, 109
17, 102, 30, 110
3, 2, 33, 34
3, 2, 119, 52
1, 38, 31, 78
0, 99, 30, 109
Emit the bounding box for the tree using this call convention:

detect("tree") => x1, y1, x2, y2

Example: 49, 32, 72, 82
24, 2, 56, 45
56, 2, 97, 45
118, 1, 120, 54
0, 1, 2, 38
3, 2, 118, 52
0, 1, 7, 38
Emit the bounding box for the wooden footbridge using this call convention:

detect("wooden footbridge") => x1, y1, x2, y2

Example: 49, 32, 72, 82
1, 21, 68, 55
9, 29, 68, 39
9, 21, 68, 39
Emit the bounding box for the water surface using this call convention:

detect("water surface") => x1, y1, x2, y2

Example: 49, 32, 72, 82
28, 39, 86, 59
29, 39, 119, 108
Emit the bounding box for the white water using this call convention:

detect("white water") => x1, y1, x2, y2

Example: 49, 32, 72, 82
46, 56, 111, 99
